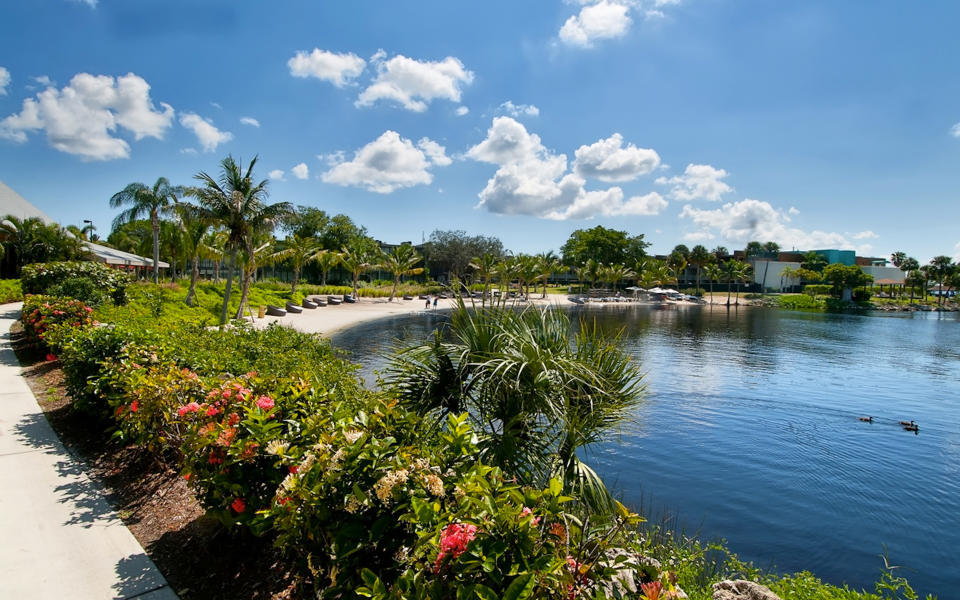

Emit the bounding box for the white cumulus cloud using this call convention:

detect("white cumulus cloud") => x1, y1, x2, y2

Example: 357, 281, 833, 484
467, 117, 662, 220
851, 230, 878, 240
321, 130, 449, 193
656, 163, 733, 202
268, 169, 285, 181
499, 101, 539, 118
560, 1, 632, 47
288, 49, 366, 87
179, 113, 233, 153
0, 67, 10, 95
455, 106, 469, 116
356, 54, 473, 112
951, 122, 960, 138
573, 133, 660, 182
417, 137, 452, 166
239, 116, 260, 127
291, 162, 309, 180
680, 198, 862, 251
0, 72, 174, 160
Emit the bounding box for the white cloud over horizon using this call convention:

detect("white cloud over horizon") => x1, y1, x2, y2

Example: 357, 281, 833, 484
179, 113, 233, 153
467, 116, 666, 220
356, 53, 473, 112
0, 72, 174, 160
572, 133, 660, 182
321, 130, 449, 193
656, 163, 733, 202
288, 49, 366, 87
680, 198, 872, 253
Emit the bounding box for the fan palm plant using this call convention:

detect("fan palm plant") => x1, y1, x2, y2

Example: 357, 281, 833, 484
110, 177, 184, 283
271, 234, 323, 293
187, 156, 292, 325
315, 249, 342, 286
377, 243, 424, 301
340, 245, 373, 299
386, 300, 644, 512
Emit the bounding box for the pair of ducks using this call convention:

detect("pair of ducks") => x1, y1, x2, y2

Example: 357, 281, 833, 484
858, 417, 919, 432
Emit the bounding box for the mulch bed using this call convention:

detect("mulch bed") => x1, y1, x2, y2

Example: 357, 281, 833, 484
10, 322, 306, 600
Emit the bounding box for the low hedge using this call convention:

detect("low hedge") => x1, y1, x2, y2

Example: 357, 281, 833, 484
21, 295, 94, 350
21, 261, 129, 304
0, 279, 23, 303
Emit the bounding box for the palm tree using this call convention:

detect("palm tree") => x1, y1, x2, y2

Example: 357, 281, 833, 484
899, 257, 920, 302
110, 177, 184, 284
271, 234, 322, 293
493, 256, 520, 298
605, 263, 635, 294
779, 265, 799, 293
689, 245, 711, 296
199, 230, 227, 284
386, 301, 644, 511
890, 252, 907, 268
535, 251, 562, 298
340, 245, 373, 300
515, 254, 540, 300
704, 263, 723, 303
929, 256, 956, 306
187, 156, 292, 325
172, 203, 213, 306
315, 250, 342, 287
378, 243, 424, 301
667, 252, 688, 289
1, 215, 86, 274
724, 259, 752, 305
469, 252, 499, 305
711, 246, 729, 262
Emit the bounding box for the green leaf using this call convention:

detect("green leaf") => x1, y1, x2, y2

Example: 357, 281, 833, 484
549, 477, 562, 497
502, 573, 535, 600
474, 584, 498, 600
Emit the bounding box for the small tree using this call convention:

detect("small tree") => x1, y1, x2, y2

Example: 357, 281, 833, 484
378, 243, 424, 302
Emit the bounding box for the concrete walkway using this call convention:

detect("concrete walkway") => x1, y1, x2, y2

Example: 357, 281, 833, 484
0, 303, 177, 599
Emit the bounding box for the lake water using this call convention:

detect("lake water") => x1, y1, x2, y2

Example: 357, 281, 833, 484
330, 305, 960, 598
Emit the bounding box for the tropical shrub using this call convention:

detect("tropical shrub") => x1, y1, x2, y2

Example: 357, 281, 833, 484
776, 294, 823, 311
0, 279, 23, 303
21, 295, 94, 349
21, 261, 129, 304
803, 284, 832, 296
48, 276, 110, 306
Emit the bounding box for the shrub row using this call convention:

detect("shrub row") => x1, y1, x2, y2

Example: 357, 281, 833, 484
21, 295, 95, 350
44, 319, 677, 598
0, 279, 23, 303
21, 261, 129, 305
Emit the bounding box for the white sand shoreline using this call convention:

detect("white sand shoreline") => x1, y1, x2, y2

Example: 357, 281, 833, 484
250, 293, 715, 338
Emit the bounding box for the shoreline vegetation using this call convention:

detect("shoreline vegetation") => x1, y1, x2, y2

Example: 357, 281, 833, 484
3, 261, 939, 599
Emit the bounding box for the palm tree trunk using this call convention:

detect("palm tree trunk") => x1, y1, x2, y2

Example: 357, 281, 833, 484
186, 255, 199, 307
389, 275, 398, 301
726, 278, 732, 306
151, 212, 160, 284
213, 260, 220, 284
321, 269, 327, 287
220, 248, 237, 327
352, 273, 359, 299
696, 266, 701, 296
291, 267, 299, 293
234, 239, 254, 320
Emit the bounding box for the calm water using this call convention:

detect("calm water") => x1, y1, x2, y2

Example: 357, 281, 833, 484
331, 306, 960, 598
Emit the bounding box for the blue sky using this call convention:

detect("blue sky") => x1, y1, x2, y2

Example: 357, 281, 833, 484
1, 0, 959, 262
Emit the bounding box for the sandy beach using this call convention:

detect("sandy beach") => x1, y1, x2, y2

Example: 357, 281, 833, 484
249, 293, 715, 337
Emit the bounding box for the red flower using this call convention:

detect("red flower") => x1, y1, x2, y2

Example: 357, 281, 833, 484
45, 353, 57, 362
227, 412, 240, 427
434, 522, 478, 571
520, 506, 541, 526
641, 581, 663, 600
288, 465, 299, 474
178, 402, 201, 417
183, 473, 191, 481
222, 389, 232, 399
549, 522, 567, 538
255, 395, 275, 410
129, 401, 139, 413
84, 306, 93, 313
205, 406, 219, 417
231, 498, 246, 513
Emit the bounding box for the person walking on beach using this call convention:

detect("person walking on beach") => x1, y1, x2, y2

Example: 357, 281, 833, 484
425, 296, 431, 309
433, 296, 439, 309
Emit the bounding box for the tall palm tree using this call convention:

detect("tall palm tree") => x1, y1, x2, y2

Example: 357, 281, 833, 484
172, 203, 213, 306
199, 229, 227, 284
110, 177, 184, 284
516, 254, 541, 300
271, 234, 322, 293
339, 245, 373, 300
378, 243, 424, 301
187, 156, 291, 325
929, 256, 956, 306
493, 256, 520, 297
723, 259, 751, 306
605, 263, 635, 294
667, 252, 688, 289
315, 250, 342, 287
689, 245, 711, 296
535, 251, 562, 298
890, 252, 907, 268
704, 262, 723, 303
470, 252, 499, 305
899, 257, 920, 302
779, 265, 799, 293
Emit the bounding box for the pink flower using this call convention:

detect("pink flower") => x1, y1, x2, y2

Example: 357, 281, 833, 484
83, 306, 93, 313
520, 506, 541, 526
255, 395, 275, 410
227, 412, 240, 427
222, 389, 232, 399
434, 522, 478, 571
177, 402, 201, 417
231, 498, 246, 513
45, 353, 57, 362
205, 406, 219, 417
641, 581, 663, 600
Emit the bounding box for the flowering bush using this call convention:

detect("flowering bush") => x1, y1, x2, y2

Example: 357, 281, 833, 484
21, 295, 94, 349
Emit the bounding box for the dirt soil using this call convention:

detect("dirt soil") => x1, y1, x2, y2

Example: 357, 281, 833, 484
10, 322, 307, 600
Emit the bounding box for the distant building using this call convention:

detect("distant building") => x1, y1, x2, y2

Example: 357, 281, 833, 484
740, 248, 904, 292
